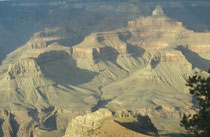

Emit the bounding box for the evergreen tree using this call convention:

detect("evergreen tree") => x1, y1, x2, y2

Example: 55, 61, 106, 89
180, 69, 210, 137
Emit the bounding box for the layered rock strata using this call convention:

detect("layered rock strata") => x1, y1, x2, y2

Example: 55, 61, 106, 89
0, 5, 209, 137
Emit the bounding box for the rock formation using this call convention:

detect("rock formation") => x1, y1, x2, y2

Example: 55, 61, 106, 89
26, 28, 60, 49
63, 109, 157, 137
63, 109, 112, 137
0, 5, 209, 137
7, 59, 42, 79
71, 6, 210, 62
152, 5, 165, 16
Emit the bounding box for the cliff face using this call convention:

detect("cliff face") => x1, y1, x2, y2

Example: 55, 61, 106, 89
0, 109, 37, 137
26, 28, 61, 49
7, 59, 42, 79
186, 42, 210, 53
17, 5, 210, 63
70, 7, 210, 60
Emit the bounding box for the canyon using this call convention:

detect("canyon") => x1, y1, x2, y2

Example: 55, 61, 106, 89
0, 4, 210, 137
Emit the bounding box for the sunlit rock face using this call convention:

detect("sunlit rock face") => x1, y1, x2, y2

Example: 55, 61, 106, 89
152, 5, 165, 16
72, 5, 210, 59
26, 28, 61, 49
63, 109, 157, 137
0, 5, 210, 137
7, 59, 42, 79
63, 109, 113, 137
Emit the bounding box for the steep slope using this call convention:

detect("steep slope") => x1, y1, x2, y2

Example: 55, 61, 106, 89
0, 5, 210, 137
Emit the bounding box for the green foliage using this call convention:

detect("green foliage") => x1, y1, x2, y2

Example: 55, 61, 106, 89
180, 69, 210, 137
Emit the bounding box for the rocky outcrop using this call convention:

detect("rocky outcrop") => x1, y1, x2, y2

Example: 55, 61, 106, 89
71, 5, 210, 59
26, 28, 60, 49
115, 110, 158, 135
152, 50, 188, 62
36, 50, 70, 64
63, 109, 158, 137
27, 37, 60, 49
128, 6, 182, 29
72, 47, 95, 58
0, 110, 14, 137
13, 111, 37, 137
71, 33, 128, 59
72, 46, 120, 59
186, 44, 210, 53
63, 108, 112, 137
127, 15, 183, 28
7, 59, 42, 79
56, 108, 92, 131
152, 5, 164, 16
0, 109, 37, 137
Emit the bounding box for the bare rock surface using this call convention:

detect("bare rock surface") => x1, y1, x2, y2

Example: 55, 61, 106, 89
63, 109, 157, 137
63, 108, 112, 137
